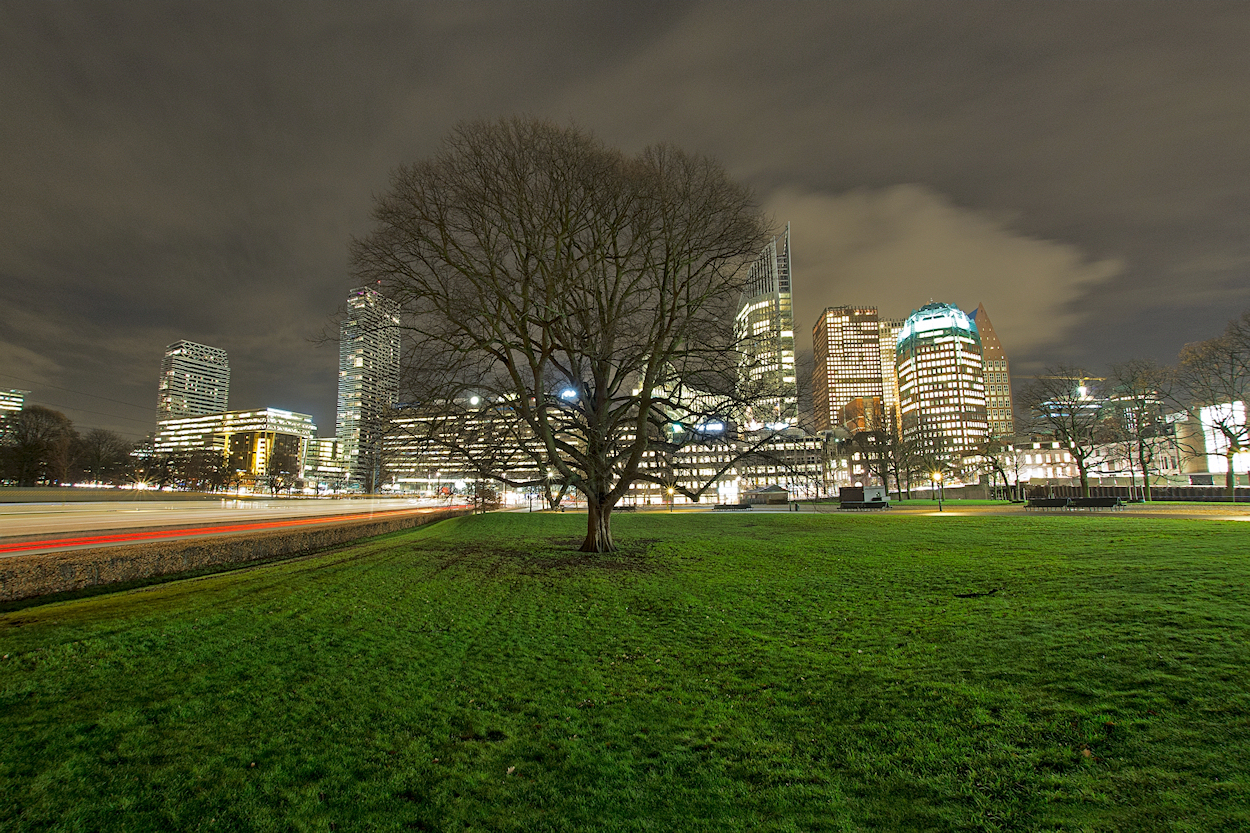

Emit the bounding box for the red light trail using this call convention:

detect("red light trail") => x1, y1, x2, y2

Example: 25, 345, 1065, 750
0, 505, 470, 557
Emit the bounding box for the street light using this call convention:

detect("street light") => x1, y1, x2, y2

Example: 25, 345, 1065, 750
668, 486, 675, 512
931, 471, 944, 511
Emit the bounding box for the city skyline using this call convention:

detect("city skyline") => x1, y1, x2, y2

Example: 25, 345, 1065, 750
2, 3, 1249, 438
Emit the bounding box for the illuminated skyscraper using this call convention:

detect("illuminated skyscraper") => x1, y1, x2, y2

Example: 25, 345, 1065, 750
968, 303, 1015, 436
879, 318, 904, 431
735, 223, 796, 427
336, 286, 401, 489
896, 302, 987, 455
1, 389, 28, 414
158, 341, 229, 419
812, 306, 883, 432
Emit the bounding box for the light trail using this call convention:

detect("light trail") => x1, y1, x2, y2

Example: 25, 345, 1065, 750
0, 505, 468, 556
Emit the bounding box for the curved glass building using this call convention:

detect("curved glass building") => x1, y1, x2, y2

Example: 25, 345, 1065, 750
896, 302, 987, 456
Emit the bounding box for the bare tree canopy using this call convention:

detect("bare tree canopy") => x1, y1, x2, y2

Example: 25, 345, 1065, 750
1106, 358, 1171, 501
1018, 366, 1107, 497
1175, 311, 1250, 496
0, 405, 77, 487
352, 118, 772, 551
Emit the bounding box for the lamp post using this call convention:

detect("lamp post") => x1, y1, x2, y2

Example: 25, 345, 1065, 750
932, 471, 944, 511
668, 486, 675, 512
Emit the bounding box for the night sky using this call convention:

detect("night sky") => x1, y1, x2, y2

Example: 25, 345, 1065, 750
3, 2, 1249, 440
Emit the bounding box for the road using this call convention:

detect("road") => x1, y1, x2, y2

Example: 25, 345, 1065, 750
0, 497, 464, 556
4, 497, 1246, 558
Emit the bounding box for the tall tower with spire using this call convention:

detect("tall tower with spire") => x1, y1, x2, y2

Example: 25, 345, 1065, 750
734, 223, 797, 428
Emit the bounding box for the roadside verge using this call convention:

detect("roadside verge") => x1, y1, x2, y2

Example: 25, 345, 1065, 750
0, 508, 469, 604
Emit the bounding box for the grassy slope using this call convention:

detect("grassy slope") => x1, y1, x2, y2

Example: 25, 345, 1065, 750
2, 513, 1248, 832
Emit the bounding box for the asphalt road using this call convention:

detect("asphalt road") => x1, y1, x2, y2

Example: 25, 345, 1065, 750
0, 497, 462, 556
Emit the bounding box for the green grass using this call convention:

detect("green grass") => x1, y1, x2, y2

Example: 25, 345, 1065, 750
3, 513, 1249, 831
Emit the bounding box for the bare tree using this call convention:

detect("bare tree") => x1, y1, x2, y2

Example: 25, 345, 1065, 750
352, 118, 772, 551
266, 448, 300, 495
1018, 367, 1107, 497
1175, 313, 1250, 497
0, 405, 77, 486
77, 428, 133, 485
968, 434, 1016, 501
1107, 359, 1173, 501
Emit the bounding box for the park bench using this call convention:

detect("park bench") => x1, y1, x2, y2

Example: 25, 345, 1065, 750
1025, 498, 1072, 510
1071, 497, 1125, 510
713, 503, 752, 511
839, 499, 890, 511
615, 504, 638, 512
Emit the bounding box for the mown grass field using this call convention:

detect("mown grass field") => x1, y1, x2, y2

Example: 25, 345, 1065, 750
2, 512, 1249, 831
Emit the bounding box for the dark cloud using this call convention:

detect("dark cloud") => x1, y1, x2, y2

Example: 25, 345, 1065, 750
2, 1, 1248, 437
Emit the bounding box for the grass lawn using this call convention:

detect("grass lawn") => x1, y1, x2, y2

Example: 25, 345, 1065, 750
2, 513, 1249, 831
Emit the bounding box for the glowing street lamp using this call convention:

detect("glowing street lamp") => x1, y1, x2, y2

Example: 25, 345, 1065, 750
931, 470, 944, 511
668, 486, 675, 512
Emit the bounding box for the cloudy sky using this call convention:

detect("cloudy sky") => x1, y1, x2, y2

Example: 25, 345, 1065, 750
3, 1, 1248, 439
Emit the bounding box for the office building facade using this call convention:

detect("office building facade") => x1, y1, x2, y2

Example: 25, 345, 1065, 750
158, 341, 230, 419
734, 223, 797, 428
879, 319, 904, 431
812, 306, 884, 433
336, 286, 401, 488
896, 302, 988, 456
1, 390, 28, 414
154, 407, 317, 483
968, 303, 1015, 437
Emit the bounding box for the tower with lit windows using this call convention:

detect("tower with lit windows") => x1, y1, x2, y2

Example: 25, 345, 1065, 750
968, 303, 1015, 436
735, 223, 796, 427
812, 306, 884, 432
158, 341, 229, 419
879, 318, 904, 432
896, 302, 988, 456
1, 389, 28, 414
336, 286, 401, 489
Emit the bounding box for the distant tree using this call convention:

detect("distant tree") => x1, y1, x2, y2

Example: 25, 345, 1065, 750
1018, 367, 1108, 497
815, 429, 850, 499
351, 118, 772, 551
877, 410, 915, 501
910, 429, 956, 499
266, 448, 300, 495
0, 405, 77, 486
1174, 313, 1250, 498
76, 428, 133, 485
174, 449, 230, 492
356, 413, 394, 495
968, 434, 1016, 501
1106, 358, 1173, 501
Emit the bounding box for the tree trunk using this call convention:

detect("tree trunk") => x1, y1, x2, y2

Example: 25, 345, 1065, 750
1078, 463, 1091, 498
1127, 452, 1137, 501
1137, 441, 1152, 501
1226, 451, 1237, 500
580, 499, 616, 553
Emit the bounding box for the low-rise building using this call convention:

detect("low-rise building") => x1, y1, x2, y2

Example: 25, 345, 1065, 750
155, 408, 316, 486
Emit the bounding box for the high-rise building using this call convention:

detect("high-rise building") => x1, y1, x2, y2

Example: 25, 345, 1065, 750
812, 306, 883, 433
896, 302, 988, 456
968, 303, 1015, 436
158, 341, 229, 419
735, 223, 796, 428
879, 319, 904, 431
1, 389, 28, 414
336, 286, 401, 488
